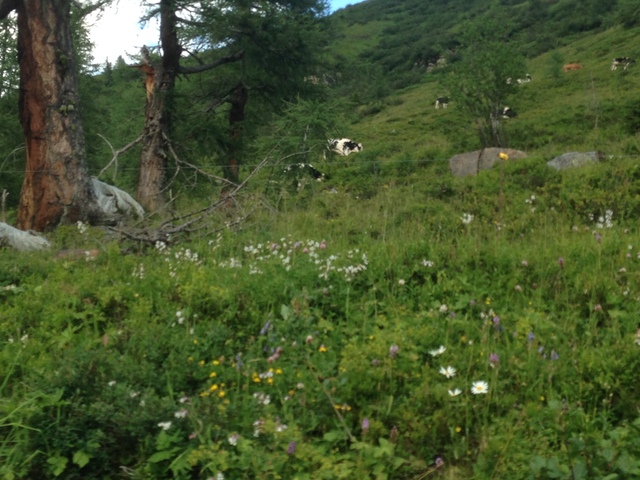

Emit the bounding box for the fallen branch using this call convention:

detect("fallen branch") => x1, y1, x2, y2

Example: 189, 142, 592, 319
0, 222, 50, 251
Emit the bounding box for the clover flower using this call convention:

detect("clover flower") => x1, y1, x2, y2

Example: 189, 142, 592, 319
228, 434, 239, 446
389, 344, 399, 358
489, 353, 500, 368
471, 381, 489, 394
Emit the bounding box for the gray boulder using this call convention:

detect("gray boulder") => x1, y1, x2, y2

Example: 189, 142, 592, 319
547, 151, 602, 170
449, 148, 528, 177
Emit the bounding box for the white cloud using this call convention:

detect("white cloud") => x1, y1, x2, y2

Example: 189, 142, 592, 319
88, 3, 159, 65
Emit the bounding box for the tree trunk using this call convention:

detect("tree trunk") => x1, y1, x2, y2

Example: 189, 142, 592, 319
15, 0, 100, 231
137, 0, 180, 213
223, 82, 248, 188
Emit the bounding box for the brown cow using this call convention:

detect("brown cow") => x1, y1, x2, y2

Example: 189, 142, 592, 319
563, 63, 582, 72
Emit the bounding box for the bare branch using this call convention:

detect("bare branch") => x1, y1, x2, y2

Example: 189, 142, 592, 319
97, 134, 144, 179
178, 51, 245, 75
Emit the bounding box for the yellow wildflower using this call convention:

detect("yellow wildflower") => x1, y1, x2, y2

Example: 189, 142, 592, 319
499, 152, 509, 161
218, 391, 226, 398
319, 345, 327, 353
210, 384, 219, 391
275, 368, 283, 375
209, 372, 217, 378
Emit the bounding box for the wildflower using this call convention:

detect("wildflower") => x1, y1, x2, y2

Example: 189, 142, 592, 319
435, 457, 445, 468
157, 421, 172, 430
515, 284, 522, 292
174, 409, 188, 419
455, 426, 462, 433
259, 320, 271, 335
422, 259, 434, 267
429, 345, 446, 357
305, 335, 313, 343
287, 441, 296, 455
557, 257, 565, 268
179, 396, 190, 404
489, 353, 500, 368
448, 388, 462, 397
550, 350, 559, 361
319, 344, 327, 353
108, 380, 116, 387
439, 366, 456, 378
492, 315, 500, 327
521, 260, 529, 267
371, 358, 380, 366
527, 332, 535, 342
499, 152, 509, 161
460, 213, 474, 225
398, 279, 405, 286
362, 418, 370, 433
594, 304, 603, 312
275, 423, 288, 432
389, 344, 399, 358
439, 304, 448, 313
471, 381, 489, 395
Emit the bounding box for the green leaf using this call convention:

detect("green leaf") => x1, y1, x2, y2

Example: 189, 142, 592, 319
46, 455, 68, 477
148, 450, 178, 463
572, 459, 587, 480
72, 450, 91, 468
323, 429, 347, 443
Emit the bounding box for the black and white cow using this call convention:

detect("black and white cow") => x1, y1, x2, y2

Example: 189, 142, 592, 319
517, 74, 532, 84
435, 96, 450, 109
327, 138, 363, 157
284, 163, 326, 181
492, 107, 518, 119
611, 57, 635, 71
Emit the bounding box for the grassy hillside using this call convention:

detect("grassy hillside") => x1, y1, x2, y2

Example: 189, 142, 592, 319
4, 1, 640, 479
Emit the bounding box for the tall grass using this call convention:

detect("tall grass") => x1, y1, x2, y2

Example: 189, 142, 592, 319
3, 153, 640, 478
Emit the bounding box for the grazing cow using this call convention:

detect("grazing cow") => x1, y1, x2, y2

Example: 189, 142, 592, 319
435, 96, 450, 109
327, 138, 363, 157
517, 74, 532, 84
611, 57, 635, 71
563, 63, 582, 72
284, 163, 326, 181
492, 107, 518, 120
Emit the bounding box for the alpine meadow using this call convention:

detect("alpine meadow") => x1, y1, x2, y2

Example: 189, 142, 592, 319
3, 0, 640, 478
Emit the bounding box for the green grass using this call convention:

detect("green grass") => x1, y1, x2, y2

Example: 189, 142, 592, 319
4, 153, 640, 478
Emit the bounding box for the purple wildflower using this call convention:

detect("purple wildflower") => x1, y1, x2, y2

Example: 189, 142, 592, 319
527, 332, 535, 342
362, 418, 370, 433
492, 316, 500, 327
435, 457, 444, 468
389, 345, 399, 358
287, 441, 296, 455
550, 350, 559, 361
489, 352, 500, 367
558, 257, 565, 268
259, 320, 271, 335
371, 358, 380, 366
595, 233, 602, 244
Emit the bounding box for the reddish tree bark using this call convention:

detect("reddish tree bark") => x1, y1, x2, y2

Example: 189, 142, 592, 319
14, 0, 100, 231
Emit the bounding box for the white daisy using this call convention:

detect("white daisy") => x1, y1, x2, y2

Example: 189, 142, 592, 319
448, 388, 462, 397
439, 366, 456, 378
471, 381, 489, 395
429, 345, 446, 357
